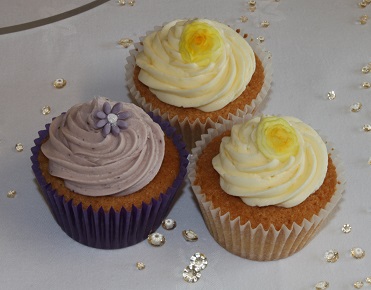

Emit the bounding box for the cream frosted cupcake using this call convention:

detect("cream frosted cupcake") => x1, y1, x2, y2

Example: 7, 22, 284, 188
126, 18, 272, 150
188, 115, 343, 261
31, 97, 188, 249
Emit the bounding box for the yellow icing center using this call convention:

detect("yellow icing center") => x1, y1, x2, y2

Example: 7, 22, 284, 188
179, 20, 223, 67
256, 116, 299, 162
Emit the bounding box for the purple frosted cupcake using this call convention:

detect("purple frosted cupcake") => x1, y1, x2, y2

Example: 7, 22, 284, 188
31, 97, 188, 249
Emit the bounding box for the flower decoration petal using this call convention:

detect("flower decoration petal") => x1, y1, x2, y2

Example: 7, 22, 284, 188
103, 123, 111, 137
111, 102, 123, 115
103, 102, 111, 115
117, 120, 128, 129
96, 111, 107, 119
111, 125, 120, 136
96, 119, 108, 128
117, 111, 131, 120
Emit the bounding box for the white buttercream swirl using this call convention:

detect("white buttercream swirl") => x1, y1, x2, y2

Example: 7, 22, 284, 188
212, 116, 328, 207
136, 19, 256, 112
41, 97, 165, 197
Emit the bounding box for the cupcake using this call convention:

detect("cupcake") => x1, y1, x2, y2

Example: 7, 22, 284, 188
31, 97, 188, 249
126, 18, 272, 150
188, 115, 343, 261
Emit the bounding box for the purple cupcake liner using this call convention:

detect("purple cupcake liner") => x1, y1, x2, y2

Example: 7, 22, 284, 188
31, 112, 188, 249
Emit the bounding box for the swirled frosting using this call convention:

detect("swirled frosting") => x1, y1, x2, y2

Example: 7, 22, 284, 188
136, 19, 256, 112
212, 116, 328, 208
41, 97, 165, 197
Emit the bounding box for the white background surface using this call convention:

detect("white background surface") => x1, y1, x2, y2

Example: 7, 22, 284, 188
0, 0, 97, 28
1, 0, 371, 289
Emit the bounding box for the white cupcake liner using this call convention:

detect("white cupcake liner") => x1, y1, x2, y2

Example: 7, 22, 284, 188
188, 117, 344, 261
125, 21, 273, 150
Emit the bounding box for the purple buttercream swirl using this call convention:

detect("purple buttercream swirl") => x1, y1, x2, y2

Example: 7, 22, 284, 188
41, 97, 165, 197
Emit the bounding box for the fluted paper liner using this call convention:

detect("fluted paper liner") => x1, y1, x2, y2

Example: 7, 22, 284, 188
125, 22, 272, 150
31, 113, 188, 249
188, 116, 344, 261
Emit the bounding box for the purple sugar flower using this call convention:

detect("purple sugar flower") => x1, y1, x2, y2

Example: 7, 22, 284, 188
95, 102, 130, 137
